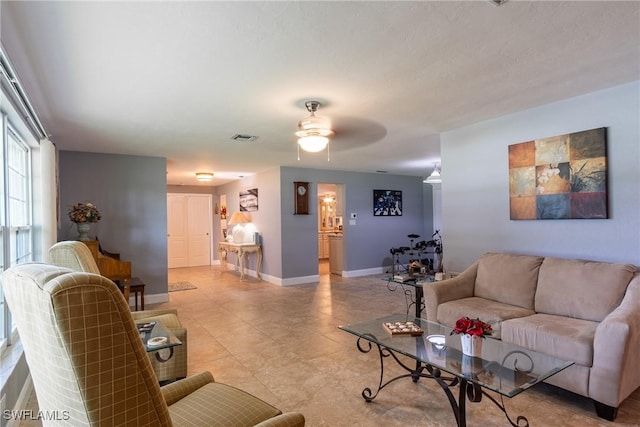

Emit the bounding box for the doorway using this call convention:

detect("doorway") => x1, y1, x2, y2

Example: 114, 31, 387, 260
317, 183, 344, 276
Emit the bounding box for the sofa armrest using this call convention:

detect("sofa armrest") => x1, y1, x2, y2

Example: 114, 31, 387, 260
423, 262, 478, 322
161, 371, 215, 406
590, 273, 640, 407
254, 412, 306, 427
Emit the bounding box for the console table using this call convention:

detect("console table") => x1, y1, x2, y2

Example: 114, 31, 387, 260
218, 242, 262, 280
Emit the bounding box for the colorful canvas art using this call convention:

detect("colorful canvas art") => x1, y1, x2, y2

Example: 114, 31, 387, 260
508, 128, 607, 220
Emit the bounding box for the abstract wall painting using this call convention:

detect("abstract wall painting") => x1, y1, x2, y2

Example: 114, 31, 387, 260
508, 127, 607, 220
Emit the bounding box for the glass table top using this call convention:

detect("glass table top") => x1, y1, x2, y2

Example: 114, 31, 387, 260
339, 314, 573, 398
137, 321, 182, 353
384, 275, 434, 289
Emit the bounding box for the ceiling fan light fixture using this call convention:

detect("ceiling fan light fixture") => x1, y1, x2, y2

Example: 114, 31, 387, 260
196, 172, 214, 181
298, 135, 329, 152
296, 100, 334, 159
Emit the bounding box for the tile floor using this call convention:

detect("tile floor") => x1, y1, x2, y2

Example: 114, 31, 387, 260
20, 261, 640, 426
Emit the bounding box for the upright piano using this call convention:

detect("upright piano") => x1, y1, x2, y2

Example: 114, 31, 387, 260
82, 240, 132, 301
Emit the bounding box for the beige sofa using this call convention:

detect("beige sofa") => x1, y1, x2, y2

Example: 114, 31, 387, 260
424, 252, 640, 421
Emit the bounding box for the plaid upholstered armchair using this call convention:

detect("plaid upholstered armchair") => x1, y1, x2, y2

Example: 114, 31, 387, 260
48, 241, 187, 383
2, 263, 305, 426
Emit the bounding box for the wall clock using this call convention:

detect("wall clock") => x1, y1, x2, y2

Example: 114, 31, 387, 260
294, 181, 310, 215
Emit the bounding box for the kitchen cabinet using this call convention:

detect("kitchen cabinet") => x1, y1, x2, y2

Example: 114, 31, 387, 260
318, 233, 329, 259
328, 234, 343, 275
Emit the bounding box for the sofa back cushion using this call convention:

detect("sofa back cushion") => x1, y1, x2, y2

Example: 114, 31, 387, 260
535, 257, 636, 322
474, 253, 544, 310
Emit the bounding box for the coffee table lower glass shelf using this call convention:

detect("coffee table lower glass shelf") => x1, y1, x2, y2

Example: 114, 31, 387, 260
339, 314, 573, 427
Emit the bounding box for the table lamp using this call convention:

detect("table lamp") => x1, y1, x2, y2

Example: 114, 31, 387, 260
227, 212, 250, 243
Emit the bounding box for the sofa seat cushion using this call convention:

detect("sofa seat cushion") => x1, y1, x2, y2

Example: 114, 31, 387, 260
535, 257, 635, 322
437, 297, 535, 339
169, 381, 282, 426
475, 253, 544, 310
501, 314, 598, 367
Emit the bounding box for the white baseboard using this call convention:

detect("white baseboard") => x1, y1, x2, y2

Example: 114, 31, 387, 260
278, 274, 320, 286
342, 267, 385, 277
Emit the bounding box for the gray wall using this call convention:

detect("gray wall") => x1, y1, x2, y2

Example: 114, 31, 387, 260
58, 151, 168, 294
280, 167, 431, 281
441, 81, 640, 273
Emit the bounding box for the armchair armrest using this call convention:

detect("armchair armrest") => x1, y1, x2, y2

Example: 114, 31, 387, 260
255, 412, 306, 427
161, 371, 215, 406
423, 262, 478, 322
590, 273, 640, 407
132, 308, 179, 320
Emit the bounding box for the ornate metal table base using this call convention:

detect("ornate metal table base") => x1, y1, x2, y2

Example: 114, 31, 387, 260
356, 335, 529, 427
386, 280, 425, 318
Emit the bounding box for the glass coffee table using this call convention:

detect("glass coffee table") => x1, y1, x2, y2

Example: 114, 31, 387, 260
339, 314, 573, 427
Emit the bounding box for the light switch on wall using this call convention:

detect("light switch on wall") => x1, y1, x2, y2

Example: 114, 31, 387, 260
350, 213, 357, 219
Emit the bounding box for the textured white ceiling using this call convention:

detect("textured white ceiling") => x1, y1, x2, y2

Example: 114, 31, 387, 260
2, 1, 639, 186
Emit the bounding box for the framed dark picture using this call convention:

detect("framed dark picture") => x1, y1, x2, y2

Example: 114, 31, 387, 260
373, 190, 402, 216
239, 188, 258, 212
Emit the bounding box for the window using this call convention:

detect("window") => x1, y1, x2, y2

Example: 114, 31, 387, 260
0, 113, 33, 352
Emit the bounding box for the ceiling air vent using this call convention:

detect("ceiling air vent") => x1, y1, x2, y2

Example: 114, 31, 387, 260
230, 134, 257, 142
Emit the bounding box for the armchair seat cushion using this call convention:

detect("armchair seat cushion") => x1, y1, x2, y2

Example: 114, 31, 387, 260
437, 296, 535, 339
169, 382, 282, 426
501, 314, 598, 367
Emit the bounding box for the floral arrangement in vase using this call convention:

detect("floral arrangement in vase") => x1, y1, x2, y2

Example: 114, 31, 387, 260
68, 202, 102, 223
451, 316, 493, 357
68, 202, 101, 241
450, 316, 493, 338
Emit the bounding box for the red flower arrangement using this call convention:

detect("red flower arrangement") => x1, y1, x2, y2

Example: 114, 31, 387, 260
451, 316, 493, 338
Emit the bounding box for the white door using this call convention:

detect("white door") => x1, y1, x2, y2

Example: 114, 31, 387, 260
167, 195, 189, 268
167, 193, 213, 268
187, 195, 211, 266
